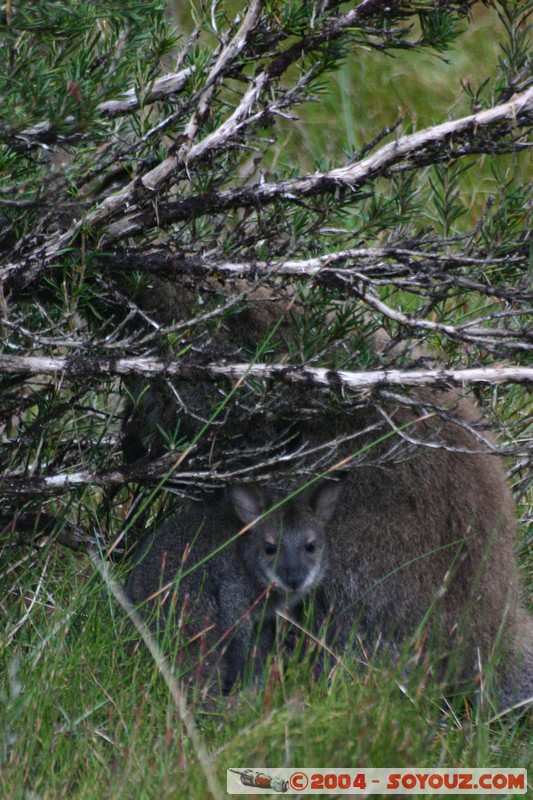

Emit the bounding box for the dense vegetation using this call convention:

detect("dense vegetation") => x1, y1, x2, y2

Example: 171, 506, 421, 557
1, 1, 531, 797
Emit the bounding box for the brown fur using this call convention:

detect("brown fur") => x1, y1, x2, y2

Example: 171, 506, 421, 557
308, 389, 533, 706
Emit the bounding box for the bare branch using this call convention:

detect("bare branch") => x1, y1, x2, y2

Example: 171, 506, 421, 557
11, 68, 196, 151
349, 288, 532, 349
100, 245, 527, 277
102, 86, 533, 243
99, 67, 195, 117
5, 25, 532, 293
99, 245, 532, 306
0, 353, 531, 387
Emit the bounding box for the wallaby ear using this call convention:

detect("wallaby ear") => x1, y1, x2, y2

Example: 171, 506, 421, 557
310, 479, 343, 524
229, 484, 266, 525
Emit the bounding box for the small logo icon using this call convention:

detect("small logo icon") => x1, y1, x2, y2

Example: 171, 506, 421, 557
229, 769, 289, 793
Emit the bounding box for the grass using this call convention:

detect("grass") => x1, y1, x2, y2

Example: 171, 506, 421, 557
2, 545, 531, 800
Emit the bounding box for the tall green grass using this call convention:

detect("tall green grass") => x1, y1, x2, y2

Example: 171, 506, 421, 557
2, 545, 531, 800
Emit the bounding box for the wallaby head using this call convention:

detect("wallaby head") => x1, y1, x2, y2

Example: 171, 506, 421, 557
228, 481, 342, 603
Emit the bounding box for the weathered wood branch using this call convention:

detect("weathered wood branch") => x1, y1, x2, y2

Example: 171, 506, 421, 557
0, 354, 531, 387
349, 288, 532, 348
174, 0, 264, 164
4, 30, 531, 294
11, 68, 196, 151
107, 0, 386, 194
101, 245, 528, 276
99, 246, 531, 304
102, 85, 533, 242
99, 67, 194, 117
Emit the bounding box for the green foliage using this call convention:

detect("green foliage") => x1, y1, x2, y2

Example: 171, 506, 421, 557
428, 161, 470, 237
418, 7, 467, 51
1, 1, 174, 131
1, 1, 531, 795
0, 0, 177, 252
496, 0, 533, 96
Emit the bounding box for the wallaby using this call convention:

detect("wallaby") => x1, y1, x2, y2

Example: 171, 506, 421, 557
306, 388, 533, 708
126, 480, 342, 692
120, 268, 531, 704
126, 386, 532, 706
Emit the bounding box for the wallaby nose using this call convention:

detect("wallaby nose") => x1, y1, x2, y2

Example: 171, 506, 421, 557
285, 573, 303, 591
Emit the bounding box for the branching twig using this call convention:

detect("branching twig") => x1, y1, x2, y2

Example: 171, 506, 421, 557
103, 86, 533, 243
4, 47, 532, 292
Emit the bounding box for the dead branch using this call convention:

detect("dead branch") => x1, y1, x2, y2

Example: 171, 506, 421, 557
102, 85, 533, 243
0, 353, 531, 387
3, 41, 532, 294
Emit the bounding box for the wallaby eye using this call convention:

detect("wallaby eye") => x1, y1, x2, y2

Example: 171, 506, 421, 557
264, 542, 277, 556
305, 541, 316, 554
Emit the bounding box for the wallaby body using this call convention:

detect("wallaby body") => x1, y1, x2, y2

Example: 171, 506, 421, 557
126, 482, 341, 692
309, 389, 533, 707
126, 380, 532, 706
